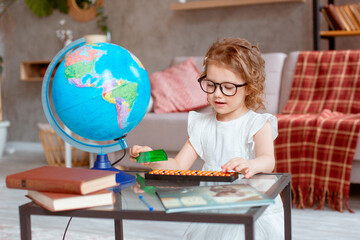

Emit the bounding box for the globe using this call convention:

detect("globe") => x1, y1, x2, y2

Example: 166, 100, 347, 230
52, 41, 150, 141
42, 38, 151, 185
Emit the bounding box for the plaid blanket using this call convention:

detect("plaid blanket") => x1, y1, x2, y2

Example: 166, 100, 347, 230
275, 50, 360, 212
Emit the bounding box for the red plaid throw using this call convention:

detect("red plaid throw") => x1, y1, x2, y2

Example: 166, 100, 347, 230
275, 50, 360, 212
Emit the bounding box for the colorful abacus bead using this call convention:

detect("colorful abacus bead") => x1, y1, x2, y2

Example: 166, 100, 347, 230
145, 169, 239, 182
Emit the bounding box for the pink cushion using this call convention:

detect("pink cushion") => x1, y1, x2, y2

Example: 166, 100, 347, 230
150, 57, 209, 113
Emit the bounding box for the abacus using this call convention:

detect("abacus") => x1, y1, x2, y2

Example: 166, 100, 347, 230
145, 169, 239, 182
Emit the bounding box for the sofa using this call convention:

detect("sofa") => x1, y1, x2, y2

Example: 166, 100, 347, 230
116, 52, 360, 184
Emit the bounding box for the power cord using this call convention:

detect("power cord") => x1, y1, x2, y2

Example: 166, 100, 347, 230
111, 148, 127, 166
62, 149, 126, 239
62, 217, 72, 240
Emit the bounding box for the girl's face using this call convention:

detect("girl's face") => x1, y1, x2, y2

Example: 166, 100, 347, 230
206, 63, 248, 121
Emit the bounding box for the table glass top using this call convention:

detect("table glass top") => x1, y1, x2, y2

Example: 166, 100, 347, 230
101, 172, 286, 215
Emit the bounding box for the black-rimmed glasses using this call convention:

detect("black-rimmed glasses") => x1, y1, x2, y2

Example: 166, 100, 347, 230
198, 75, 248, 96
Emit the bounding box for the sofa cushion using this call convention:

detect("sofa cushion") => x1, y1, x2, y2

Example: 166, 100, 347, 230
261, 53, 287, 114
278, 51, 299, 113
149, 57, 208, 113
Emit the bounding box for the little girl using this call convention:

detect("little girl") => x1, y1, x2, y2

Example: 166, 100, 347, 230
130, 38, 284, 240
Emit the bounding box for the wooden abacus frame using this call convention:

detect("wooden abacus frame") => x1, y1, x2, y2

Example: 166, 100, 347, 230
145, 169, 239, 182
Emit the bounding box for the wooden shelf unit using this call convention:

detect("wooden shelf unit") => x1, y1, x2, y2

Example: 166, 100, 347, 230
170, 0, 306, 10
20, 61, 53, 81
313, 0, 360, 50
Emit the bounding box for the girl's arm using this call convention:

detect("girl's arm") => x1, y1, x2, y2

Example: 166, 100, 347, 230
249, 121, 276, 173
221, 121, 275, 178
129, 138, 198, 170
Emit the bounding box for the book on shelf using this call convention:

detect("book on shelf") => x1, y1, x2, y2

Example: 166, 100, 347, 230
349, 4, 360, 26
321, 7, 336, 30
334, 5, 352, 31
27, 189, 115, 212
338, 5, 357, 30
325, 4, 347, 30
321, 3, 360, 31
345, 4, 360, 30
6, 166, 118, 195
156, 183, 274, 213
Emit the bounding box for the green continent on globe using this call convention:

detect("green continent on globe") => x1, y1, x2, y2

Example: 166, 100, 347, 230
64, 44, 139, 130
65, 59, 96, 80
65, 45, 106, 87
112, 82, 138, 109
105, 81, 138, 129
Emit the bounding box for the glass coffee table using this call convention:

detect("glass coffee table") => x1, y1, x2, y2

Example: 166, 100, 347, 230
19, 172, 291, 240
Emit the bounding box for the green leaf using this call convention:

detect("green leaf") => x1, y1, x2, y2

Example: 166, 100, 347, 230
54, 0, 69, 14
24, 0, 54, 17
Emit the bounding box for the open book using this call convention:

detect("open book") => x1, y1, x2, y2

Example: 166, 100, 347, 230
156, 183, 274, 213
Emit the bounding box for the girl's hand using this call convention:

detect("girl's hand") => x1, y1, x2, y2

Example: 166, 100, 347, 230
129, 145, 153, 166
131, 182, 144, 193
221, 158, 255, 179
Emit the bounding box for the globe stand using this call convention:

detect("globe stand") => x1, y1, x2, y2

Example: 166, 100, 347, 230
92, 137, 136, 188
92, 153, 136, 188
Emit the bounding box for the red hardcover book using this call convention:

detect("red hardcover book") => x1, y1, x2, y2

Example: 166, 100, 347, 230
6, 166, 117, 195
321, 7, 336, 30
27, 189, 115, 212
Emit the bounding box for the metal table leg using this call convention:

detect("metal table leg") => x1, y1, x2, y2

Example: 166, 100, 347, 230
19, 204, 32, 240
284, 181, 292, 240
114, 219, 123, 240
245, 222, 255, 240
114, 192, 123, 239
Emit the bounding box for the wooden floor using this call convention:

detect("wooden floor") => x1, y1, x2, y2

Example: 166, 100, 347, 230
0, 150, 359, 239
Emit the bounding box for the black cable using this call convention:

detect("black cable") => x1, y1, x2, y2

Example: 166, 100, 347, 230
62, 217, 73, 240
111, 148, 127, 166
61, 147, 125, 239
61, 149, 125, 239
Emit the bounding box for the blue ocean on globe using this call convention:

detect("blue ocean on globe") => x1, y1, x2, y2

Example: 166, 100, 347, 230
51, 42, 151, 141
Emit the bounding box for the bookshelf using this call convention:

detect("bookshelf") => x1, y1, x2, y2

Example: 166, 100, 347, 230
170, 0, 306, 11
313, 0, 360, 50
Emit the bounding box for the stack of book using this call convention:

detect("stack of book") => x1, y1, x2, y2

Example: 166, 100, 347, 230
6, 166, 118, 212
321, 4, 360, 31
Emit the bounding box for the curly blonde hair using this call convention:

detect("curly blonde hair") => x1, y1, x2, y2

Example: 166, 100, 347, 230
202, 38, 266, 111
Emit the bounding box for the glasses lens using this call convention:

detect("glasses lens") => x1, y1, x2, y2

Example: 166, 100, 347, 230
221, 83, 237, 96
201, 79, 216, 93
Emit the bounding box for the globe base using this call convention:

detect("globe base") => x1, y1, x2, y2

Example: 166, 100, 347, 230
92, 154, 136, 189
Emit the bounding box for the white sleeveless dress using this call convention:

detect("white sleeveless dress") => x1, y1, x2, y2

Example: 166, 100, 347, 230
183, 110, 284, 240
